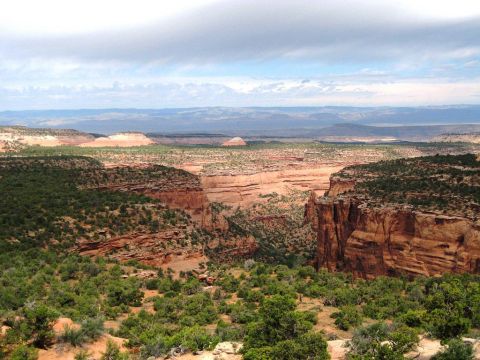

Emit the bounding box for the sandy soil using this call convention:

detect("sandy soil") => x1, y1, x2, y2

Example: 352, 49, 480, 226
38, 334, 126, 360
160, 254, 209, 277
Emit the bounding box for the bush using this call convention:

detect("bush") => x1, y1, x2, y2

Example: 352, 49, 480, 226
426, 309, 471, 340
10, 345, 38, 360
347, 322, 418, 359
331, 306, 363, 330
145, 278, 158, 290
80, 317, 104, 340
60, 325, 85, 347
170, 326, 219, 352
100, 340, 130, 360
107, 280, 143, 307
59, 317, 104, 346
431, 339, 474, 360
74, 349, 92, 360
396, 309, 426, 328
243, 346, 274, 360
243, 294, 324, 357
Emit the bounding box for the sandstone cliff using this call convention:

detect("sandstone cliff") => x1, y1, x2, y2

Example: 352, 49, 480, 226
80, 132, 154, 147
305, 157, 480, 278
0, 126, 95, 147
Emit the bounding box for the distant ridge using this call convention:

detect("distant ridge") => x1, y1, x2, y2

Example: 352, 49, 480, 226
1, 105, 480, 134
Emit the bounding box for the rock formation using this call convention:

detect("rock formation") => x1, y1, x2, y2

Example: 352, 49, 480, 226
222, 137, 247, 147
80, 132, 154, 147
305, 158, 480, 278
201, 165, 344, 207
0, 126, 95, 147
77, 229, 206, 269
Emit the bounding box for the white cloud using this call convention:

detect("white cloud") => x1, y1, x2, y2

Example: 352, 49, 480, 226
1, 77, 479, 110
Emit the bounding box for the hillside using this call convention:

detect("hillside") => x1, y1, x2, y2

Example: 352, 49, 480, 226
433, 132, 480, 144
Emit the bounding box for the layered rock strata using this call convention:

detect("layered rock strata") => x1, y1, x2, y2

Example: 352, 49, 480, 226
305, 178, 480, 278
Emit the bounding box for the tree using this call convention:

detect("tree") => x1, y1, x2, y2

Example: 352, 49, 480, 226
243, 295, 327, 360
23, 304, 58, 348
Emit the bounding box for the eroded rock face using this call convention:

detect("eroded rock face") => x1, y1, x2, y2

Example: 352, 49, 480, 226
222, 137, 247, 147
78, 230, 206, 268
80, 132, 154, 147
201, 166, 343, 207
0, 126, 95, 147
305, 178, 480, 278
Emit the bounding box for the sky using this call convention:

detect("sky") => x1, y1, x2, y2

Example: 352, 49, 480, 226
1, 0, 480, 110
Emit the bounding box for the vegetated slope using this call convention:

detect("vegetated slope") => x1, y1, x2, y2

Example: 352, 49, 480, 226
0, 156, 204, 252
306, 153, 480, 278
209, 190, 317, 266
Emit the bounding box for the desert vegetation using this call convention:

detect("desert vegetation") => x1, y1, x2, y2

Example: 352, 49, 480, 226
7, 141, 480, 175
0, 152, 479, 359
340, 153, 480, 218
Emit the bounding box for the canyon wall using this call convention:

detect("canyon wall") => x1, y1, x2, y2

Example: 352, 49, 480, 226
305, 179, 480, 278
201, 165, 344, 207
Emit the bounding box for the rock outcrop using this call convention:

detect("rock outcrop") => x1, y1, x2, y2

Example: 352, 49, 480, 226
77, 230, 207, 268
80, 132, 154, 147
222, 137, 247, 147
0, 126, 95, 147
305, 178, 480, 279
201, 165, 344, 207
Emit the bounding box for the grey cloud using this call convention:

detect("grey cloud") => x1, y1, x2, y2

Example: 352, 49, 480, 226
2, 0, 480, 64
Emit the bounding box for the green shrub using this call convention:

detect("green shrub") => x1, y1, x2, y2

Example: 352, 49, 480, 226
347, 322, 418, 359
331, 305, 363, 330
170, 326, 219, 352
10, 345, 38, 360
23, 304, 58, 348
431, 339, 474, 360
100, 340, 129, 360
74, 349, 92, 360
60, 325, 85, 347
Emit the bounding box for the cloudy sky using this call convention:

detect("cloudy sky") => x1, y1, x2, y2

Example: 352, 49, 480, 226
1, 0, 480, 110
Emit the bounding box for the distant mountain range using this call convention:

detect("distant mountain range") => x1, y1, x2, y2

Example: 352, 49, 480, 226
1, 106, 480, 140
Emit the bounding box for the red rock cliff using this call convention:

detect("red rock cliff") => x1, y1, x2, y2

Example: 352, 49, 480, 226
305, 178, 480, 278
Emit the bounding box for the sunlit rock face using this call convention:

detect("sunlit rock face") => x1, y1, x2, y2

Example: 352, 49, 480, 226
222, 137, 247, 147
305, 177, 480, 279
